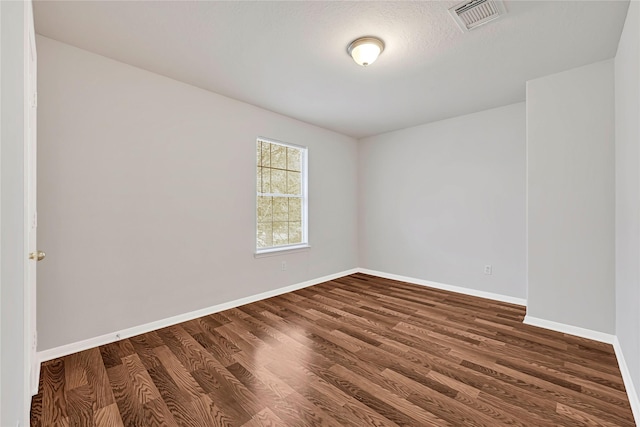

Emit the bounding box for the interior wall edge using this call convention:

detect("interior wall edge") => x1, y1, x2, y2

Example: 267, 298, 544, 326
37, 267, 359, 363
614, 337, 640, 426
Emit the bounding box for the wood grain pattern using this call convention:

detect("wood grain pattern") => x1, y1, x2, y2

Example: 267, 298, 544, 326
31, 273, 636, 426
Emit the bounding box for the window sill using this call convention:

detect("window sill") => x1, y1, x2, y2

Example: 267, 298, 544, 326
254, 244, 311, 258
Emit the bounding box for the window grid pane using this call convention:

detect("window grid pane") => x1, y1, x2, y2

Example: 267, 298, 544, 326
257, 139, 306, 249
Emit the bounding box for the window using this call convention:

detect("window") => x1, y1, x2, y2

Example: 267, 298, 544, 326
256, 138, 308, 253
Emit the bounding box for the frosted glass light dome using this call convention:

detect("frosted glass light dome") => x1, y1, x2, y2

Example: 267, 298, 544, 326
347, 37, 385, 67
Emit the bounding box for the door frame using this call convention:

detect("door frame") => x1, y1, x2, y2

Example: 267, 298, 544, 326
0, 1, 36, 424
24, 0, 38, 398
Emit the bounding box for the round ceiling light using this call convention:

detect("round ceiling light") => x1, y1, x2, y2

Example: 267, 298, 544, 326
347, 37, 385, 67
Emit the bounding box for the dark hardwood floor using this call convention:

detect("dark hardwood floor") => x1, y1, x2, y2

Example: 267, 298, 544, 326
31, 273, 636, 426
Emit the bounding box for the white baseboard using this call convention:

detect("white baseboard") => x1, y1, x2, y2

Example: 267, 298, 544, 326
37, 268, 359, 363
613, 337, 640, 425
522, 315, 615, 344
357, 268, 527, 306
38, 268, 524, 364
35, 267, 639, 426
31, 359, 40, 396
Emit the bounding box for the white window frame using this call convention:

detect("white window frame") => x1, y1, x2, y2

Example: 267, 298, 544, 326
255, 137, 309, 256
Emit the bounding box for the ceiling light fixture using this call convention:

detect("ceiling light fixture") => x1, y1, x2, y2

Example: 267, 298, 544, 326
347, 37, 385, 67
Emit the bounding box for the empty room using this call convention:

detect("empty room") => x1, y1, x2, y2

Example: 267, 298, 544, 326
1, 0, 639, 425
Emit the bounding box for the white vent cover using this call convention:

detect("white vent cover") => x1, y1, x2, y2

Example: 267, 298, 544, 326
448, 0, 506, 32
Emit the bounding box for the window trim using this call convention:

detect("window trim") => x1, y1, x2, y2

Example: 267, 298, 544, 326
255, 137, 309, 255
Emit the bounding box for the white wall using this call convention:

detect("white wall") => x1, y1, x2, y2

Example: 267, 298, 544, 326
1, 2, 29, 425
615, 0, 640, 409
36, 36, 358, 351
358, 103, 526, 300
527, 60, 615, 334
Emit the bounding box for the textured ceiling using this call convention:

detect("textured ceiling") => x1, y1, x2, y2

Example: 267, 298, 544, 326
33, 1, 629, 138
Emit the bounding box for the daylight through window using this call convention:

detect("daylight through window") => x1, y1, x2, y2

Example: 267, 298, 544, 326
256, 138, 307, 252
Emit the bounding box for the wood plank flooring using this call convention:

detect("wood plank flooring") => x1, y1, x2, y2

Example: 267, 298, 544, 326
31, 273, 636, 426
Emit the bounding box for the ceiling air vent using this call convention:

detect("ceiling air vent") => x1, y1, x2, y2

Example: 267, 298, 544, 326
448, 0, 506, 32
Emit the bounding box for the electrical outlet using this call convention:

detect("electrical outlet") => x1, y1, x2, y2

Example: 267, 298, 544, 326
484, 265, 492, 275
281, 261, 287, 271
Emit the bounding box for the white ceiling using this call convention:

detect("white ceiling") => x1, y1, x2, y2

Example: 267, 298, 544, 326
34, 1, 629, 138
